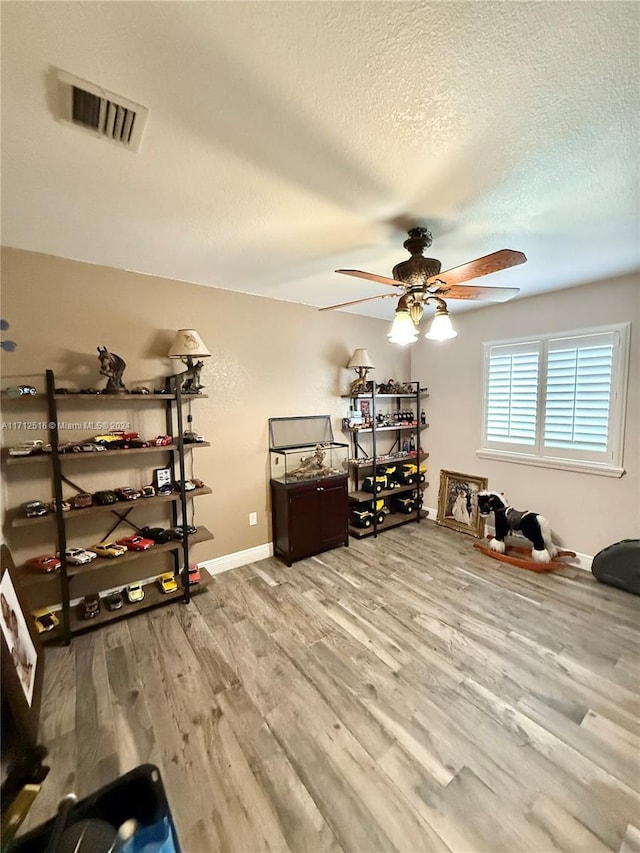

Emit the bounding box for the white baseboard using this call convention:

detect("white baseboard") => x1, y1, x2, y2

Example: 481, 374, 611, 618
422, 504, 593, 572
200, 543, 273, 576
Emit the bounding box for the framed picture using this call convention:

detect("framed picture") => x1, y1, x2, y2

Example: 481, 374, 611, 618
1, 545, 44, 746
359, 400, 371, 425
153, 467, 173, 491
436, 470, 488, 538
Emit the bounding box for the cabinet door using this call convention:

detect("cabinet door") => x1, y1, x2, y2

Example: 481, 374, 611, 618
318, 479, 348, 548
288, 485, 321, 561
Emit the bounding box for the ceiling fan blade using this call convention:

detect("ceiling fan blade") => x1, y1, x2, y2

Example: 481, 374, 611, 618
435, 284, 520, 302
426, 249, 526, 287
335, 269, 404, 289
319, 293, 396, 311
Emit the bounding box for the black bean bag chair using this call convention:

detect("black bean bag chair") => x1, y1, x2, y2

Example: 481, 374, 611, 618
591, 539, 640, 594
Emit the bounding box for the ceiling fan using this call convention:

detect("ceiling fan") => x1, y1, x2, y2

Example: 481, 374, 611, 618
320, 227, 526, 342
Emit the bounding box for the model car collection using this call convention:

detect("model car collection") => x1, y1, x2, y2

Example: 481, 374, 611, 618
26, 554, 62, 573
9, 440, 46, 457
114, 486, 142, 501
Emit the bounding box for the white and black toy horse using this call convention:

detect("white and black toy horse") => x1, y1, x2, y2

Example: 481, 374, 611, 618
477, 491, 558, 563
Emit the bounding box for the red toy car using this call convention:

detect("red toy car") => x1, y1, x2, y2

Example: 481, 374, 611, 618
26, 554, 62, 574
152, 435, 173, 446
111, 431, 149, 449
187, 563, 201, 585
115, 535, 155, 551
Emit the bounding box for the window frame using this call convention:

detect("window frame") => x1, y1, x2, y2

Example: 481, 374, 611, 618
477, 323, 630, 478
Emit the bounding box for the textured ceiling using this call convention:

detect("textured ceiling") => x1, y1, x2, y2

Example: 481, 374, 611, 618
1, 1, 639, 320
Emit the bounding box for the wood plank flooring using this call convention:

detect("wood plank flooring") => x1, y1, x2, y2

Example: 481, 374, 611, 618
21, 521, 640, 852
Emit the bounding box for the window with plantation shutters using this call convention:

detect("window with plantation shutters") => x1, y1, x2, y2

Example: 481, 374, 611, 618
480, 324, 629, 477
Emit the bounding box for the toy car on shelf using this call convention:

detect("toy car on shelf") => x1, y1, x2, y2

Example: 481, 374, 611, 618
20, 500, 49, 517
72, 493, 93, 509
32, 608, 59, 634
131, 386, 150, 395
90, 542, 127, 559
110, 431, 149, 449
158, 573, 178, 594
93, 489, 119, 505
350, 506, 375, 528
115, 535, 155, 551
125, 584, 145, 603
362, 475, 389, 494
140, 526, 175, 544
167, 525, 197, 540
141, 485, 155, 498
42, 441, 76, 454
48, 498, 72, 513
5, 384, 37, 396
151, 435, 173, 446
182, 431, 205, 443
114, 486, 142, 501
105, 591, 124, 611
72, 442, 106, 453
188, 563, 201, 585
80, 594, 100, 619
394, 463, 427, 486
26, 554, 62, 573
62, 547, 97, 565
390, 494, 417, 514
174, 480, 196, 492
9, 440, 45, 457
93, 433, 126, 449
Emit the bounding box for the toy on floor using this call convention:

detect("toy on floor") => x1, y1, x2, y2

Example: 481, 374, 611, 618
474, 490, 576, 572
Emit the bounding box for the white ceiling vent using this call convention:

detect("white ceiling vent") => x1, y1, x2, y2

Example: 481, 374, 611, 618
57, 69, 148, 152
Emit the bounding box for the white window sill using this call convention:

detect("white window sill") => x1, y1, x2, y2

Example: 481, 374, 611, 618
476, 448, 625, 478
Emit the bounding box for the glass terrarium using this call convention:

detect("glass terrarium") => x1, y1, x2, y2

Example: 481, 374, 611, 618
269, 415, 348, 484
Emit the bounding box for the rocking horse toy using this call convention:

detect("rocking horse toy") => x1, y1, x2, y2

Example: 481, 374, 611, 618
473, 491, 576, 573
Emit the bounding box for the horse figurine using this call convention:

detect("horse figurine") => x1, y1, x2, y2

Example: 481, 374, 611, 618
97, 346, 127, 393
476, 490, 558, 563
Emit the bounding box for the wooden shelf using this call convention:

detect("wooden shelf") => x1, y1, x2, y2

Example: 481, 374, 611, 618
53, 393, 209, 401
41, 571, 212, 642
21, 527, 214, 607
10, 487, 212, 527
340, 391, 428, 399
345, 424, 421, 434
348, 483, 424, 502
4, 441, 210, 466
348, 510, 428, 539
347, 450, 428, 469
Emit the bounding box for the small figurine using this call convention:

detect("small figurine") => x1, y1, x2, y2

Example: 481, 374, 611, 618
181, 359, 205, 395
97, 346, 127, 393
289, 443, 341, 481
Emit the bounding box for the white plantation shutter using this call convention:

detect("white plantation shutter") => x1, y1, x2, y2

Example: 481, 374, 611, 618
544, 333, 614, 458
486, 343, 540, 448
481, 325, 629, 474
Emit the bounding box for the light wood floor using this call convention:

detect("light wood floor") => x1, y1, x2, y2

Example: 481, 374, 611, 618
23, 521, 640, 852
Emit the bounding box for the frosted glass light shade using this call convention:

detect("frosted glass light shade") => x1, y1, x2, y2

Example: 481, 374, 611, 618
168, 329, 211, 358
425, 308, 457, 341
387, 310, 418, 345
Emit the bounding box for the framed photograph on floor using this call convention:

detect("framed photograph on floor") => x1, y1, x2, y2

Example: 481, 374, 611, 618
1, 545, 44, 746
437, 470, 488, 538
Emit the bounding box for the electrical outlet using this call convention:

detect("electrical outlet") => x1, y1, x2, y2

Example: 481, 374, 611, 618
249, 512, 257, 526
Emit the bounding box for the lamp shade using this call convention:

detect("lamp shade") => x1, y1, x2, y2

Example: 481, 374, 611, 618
387, 311, 418, 346
168, 329, 211, 358
424, 308, 457, 341
347, 348, 375, 369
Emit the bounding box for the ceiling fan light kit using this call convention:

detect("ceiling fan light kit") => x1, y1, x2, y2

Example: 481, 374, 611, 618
323, 227, 526, 345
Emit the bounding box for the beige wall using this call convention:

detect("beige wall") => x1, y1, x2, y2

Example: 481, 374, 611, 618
412, 273, 640, 557
1, 248, 409, 567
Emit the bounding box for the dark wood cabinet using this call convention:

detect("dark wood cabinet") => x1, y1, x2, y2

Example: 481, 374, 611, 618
271, 475, 349, 566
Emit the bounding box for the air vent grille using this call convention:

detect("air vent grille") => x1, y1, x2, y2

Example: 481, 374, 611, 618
57, 69, 148, 151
